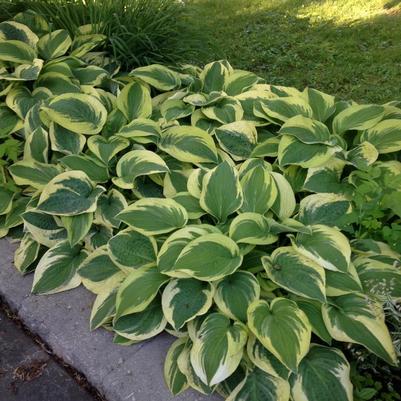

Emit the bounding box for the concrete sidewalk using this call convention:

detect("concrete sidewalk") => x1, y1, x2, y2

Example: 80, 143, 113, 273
0, 308, 98, 401
0, 239, 221, 401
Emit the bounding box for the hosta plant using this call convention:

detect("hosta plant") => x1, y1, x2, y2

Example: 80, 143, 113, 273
1, 13, 401, 401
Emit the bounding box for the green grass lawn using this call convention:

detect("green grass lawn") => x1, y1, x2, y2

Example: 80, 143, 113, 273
185, 0, 401, 103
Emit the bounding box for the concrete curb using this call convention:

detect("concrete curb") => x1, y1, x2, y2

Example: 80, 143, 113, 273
0, 238, 221, 401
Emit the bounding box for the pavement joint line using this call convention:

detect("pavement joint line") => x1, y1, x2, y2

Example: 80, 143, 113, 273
0, 294, 107, 401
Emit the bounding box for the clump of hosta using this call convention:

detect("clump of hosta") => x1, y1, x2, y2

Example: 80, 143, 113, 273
1, 12, 401, 401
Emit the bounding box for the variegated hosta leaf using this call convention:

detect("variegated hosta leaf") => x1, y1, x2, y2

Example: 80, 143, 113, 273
184, 91, 224, 107
346, 141, 378, 170
216, 365, 246, 399
163, 168, 191, 198
247, 335, 289, 379
200, 60, 231, 93
322, 293, 398, 365
268, 218, 311, 235
278, 135, 337, 168
177, 338, 214, 395
42, 93, 107, 135
234, 89, 273, 125
75, 64, 108, 87
251, 135, 280, 158
172, 192, 205, 219
23, 209, 67, 247
202, 97, 243, 125
302, 87, 335, 122
9, 160, 61, 189
12, 13, 49, 37
87, 135, 129, 163
293, 224, 351, 272
113, 149, 169, 189
263, 247, 326, 303
0, 105, 22, 137
0, 188, 14, 216
157, 224, 220, 276
187, 168, 206, 199
171, 233, 242, 281
227, 367, 290, 401
95, 189, 127, 228
298, 193, 352, 227
164, 337, 189, 396
191, 108, 221, 132
115, 266, 169, 318
295, 299, 332, 344
290, 345, 353, 401
85, 224, 113, 251
60, 154, 109, 183
256, 96, 313, 124
116, 80, 152, 121
130, 64, 181, 91
6, 86, 38, 119
270, 172, 296, 220
229, 213, 277, 245
161, 99, 194, 121
112, 334, 136, 346
332, 104, 385, 135
36, 171, 105, 216
248, 298, 311, 372
78, 246, 125, 294
61, 212, 93, 246
14, 233, 40, 274
200, 161, 243, 222
113, 296, 166, 341
159, 125, 218, 164
0, 40, 37, 64
214, 271, 260, 322
49, 123, 86, 155
2, 198, 27, 233
162, 278, 214, 329
354, 255, 401, 300
279, 115, 332, 144
325, 264, 363, 296
24, 126, 48, 163
32, 240, 87, 294
103, 108, 126, 136
214, 121, 257, 160
270, 85, 303, 98
108, 228, 157, 272
0, 20, 39, 46
360, 119, 401, 154
239, 160, 277, 214
117, 118, 161, 144
225, 69, 261, 96
37, 29, 71, 59
118, 198, 188, 235
36, 71, 80, 95
351, 238, 401, 258
3, 60, 43, 81
70, 32, 106, 57
190, 313, 247, 386
90, 288, 117, 330
303, 159, 346, 193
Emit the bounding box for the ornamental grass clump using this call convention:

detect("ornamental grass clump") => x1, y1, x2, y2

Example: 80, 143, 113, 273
1, 12, 401, 401
0, 0, 206, 69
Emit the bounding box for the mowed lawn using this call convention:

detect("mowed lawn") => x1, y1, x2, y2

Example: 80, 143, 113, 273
186, 0, 401, 103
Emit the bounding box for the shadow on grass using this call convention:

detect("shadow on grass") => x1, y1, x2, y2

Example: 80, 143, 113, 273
188, 0, 401, 103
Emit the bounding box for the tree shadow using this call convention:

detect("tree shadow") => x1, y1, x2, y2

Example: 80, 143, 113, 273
189, 0, 401, 103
